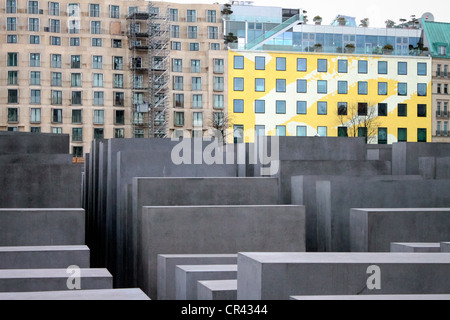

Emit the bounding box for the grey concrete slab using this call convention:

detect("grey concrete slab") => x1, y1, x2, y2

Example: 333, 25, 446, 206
0, 246, 90, 269
436, 158, 450, 179
392, 142, 450, 175
175, 265, 237, 300
0, 288, 150, 300
140, 205, 305, 299
197, 280, 238, 301
237, 252, 450, 300
157, 254, 237, 300
366, 145, 392, 162
0, 268, 112, 292
0, 164, 82, 208
0, 154, 73, 165
390, 243, 442, 253
418, 157, 436, 179
0, 209, 85, 246
441, 243, 450, 252
350, 209, 450, 252
278, 160, 391, 204
292, 175, 424, 252
290, 295, 450, 300
316, 178, 450, 252
131, 177, 279, 292
0, 132, 70, 154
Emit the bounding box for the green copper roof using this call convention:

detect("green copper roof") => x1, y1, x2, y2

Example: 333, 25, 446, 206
423, 20, 450, 58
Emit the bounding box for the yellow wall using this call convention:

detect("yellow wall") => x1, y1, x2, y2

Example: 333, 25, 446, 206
228, 50, 432, 143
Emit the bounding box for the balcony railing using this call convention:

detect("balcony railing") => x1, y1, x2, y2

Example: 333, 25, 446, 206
437, 111, 449, 118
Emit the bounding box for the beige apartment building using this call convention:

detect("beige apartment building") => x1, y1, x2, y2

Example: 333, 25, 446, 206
0, 0, 227, 159
432, 59, 450, 141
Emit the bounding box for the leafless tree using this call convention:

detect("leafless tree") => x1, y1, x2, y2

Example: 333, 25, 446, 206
336, 101, 382, 144
204, 110, 236, 144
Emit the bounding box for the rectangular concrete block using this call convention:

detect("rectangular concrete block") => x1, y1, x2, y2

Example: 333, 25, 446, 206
0, 288, 150, 300
0, 246, 90, 269
140, 205, 305, 299
0, 132, 70, 155
0, 269, 112, 292
175, 265, 237, 300
197, 280, 238, 301
237, 252, 450, 300
0, 209, 85, 246
317, 178, 450, 252
350, 208, 450, 252
290, 295, 450, 300
157, 254, 237, 300
390, 243, 442, 253
442, 243, 450, 252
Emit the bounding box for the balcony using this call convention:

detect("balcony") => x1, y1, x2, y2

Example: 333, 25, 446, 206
436, 111, 449, 118
436, 130, 449, 137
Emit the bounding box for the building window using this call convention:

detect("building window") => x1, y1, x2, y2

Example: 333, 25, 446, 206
193, 112, 203, 127
214, 95, 224, 109
114, 110, 124, 125
174, 112, 184, 126
90, 4, 100, 17
317, 101, 327, 115
93, 74, 103, 87
234, 99, 244, 113
417, 128, 427, 142
7, 18, 17, 31
398, 83, 407, 96
71, 91, 82, 105
52, 109, 62, 123
110, 5, 120, 18
338, 127, 348, 137
50, 36, 61, 46
72, 128, 83, 142
417, 62, 427, 76
255, 57, 265, 70
7, 35, 17, 43
29, 35, 39, 44
317, 126, 327, 137
51, 90, 62, 105
188, 26, 198, 39
50, 19, 60, 33
255, 100, 265, 114
378, 82, 388, 95
297, 101, 307, 115
333, 101, 346, 116
214, 77, 224, 92
92, 38, 102, 47
28, 18, 39, 31
234, 56, 244, 69
52, 127, 62, 134
189, 43, 199, 51
114, 74, 124, 88
378, 103, 388, 116
208, 26, 218, 39
93, 92, 104, 105
378, 128, 388, 144
68, 3, 79, 17
317, 59, 327, 72
7, 53, 18, 67
91, 21, 101, 34
172, 59, 182, 72
338, 81, 348, 94
8, 108, 19, 122
114, 92, 124, 106
192, 94, 202, 109
255, 78, 265, 92
297, 58, 307, 72
276, 79, 286, 92
173, 76, 183, 90
70, 37, 80, 46
317, 80, 327, 94
214, 59, 224, 73
358, 102, 368, 116
31, 127, 41, 133
51, 54, 61, 68
398, 128, 407, 142
398, 62, 407, 75
207, 10, 216, 22
296, 79, 307, 93
338, 60, 348, 73
276, 100, 286, 114
71, 55, 81, 68
49, 2, 59, 16
234, 125, 244, 143
417, 83, 427, 96
255, 125, 265, 136
191, 77, 202, 91
358, 81, 368, 95
113, 56, 123, 70
297, 126, 307, 136
69, 20, 80, 34
92, 56, 103, 69
29, 53, 40, 67
187, 10, 196, 22
417, 104, 427, 117
30, 108, 41, 123
114, 129, 124, 139
173, 94, 184, 108
378, 61, 388, 74
6, 0, 17, 13
398, 104, 407, 117
234, 78, 244, 91
276, 126, 286, 136
171, 25, 180, 38
445, 84, 449, 94
71, 73, 81, 87
213, 112, 224, 128
170, 8, 178, 21
210, 43, 220, 50
30, 71, 40, 85
172, 41, 181, 50
94, 128, 104, 140
94, 110, 104, 124
276, 57, 286, 71
8, 89, 18, 103
191, 60, 201, 73
358, 60, 368, 74
7, 71, 18, 85
72, 110, 82, 124
112, 39, 122, 48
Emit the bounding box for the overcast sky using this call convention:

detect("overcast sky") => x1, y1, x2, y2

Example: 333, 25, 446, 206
167, 0, 450, 27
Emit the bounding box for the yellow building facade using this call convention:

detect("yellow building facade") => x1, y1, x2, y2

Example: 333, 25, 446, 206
228, 50, 432, 144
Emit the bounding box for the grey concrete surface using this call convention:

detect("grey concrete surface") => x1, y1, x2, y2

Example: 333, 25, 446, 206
157, 254, 237, 300
350, 208, 450, 252
197, 280, 238, 300
390, 243, 442, 253
139, 205, 305, 299
237, 252, 450, 300
441, 243, 450, 252
290, 295, 450, 300
0, 288, 150, 300
175, 265, 237, 300
0, 132, 70, 154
